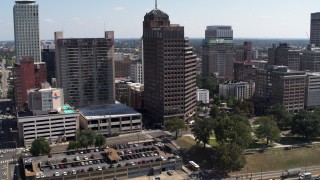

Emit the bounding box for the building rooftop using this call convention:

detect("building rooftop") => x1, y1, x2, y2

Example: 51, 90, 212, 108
78, 103, 140, 117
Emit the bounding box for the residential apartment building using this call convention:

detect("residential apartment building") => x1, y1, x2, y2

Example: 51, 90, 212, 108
143, 7, 197, 122
219, 81, 255, 100
115, 79, 134, 105
55, 31, 115, 108
130, 60, 144, 84
235, 41, 252, 62
13, 0, 41, 63
202, 26, 234, 80
128, 83, 144, 111
13, 57, 47, 112
234, 61, 256, 82
197, 89, 210, 104
268, 43, 301, 71
311, 12, 320, 47
78, 103, 142, 135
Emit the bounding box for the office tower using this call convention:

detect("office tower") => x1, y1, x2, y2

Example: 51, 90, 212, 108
310, 12, 320, 47
131, 60, 144, 84
235, 41, 252, 62
13, 0, 41, 63
267, 43, 301, 71
13, 57, 47, 112
42, 49, 56, 84
143, 5, 197, 123
202, 26, 234, 80
55, 31, 115, 108
301, 47, 320, 72
114, 56, 131, 78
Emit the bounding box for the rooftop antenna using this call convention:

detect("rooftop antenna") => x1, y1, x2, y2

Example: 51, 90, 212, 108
155, 0, 157, 9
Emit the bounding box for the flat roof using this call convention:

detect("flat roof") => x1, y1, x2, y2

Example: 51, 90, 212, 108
78, 103, 140, 117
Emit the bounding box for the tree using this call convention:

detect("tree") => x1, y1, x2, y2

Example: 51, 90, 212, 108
214, 115, 252, 149
79, 135, 89, 150
216, 143, 246, 172
209, 104, 220, 119
267, 104, 292, 130
164, 117, 187, 139
67, 140, 80, 151
81, 129, 96, 148
30, 137, 51, 156
192, 117, 214, 148
95, 134, 106, 148
255, 116, 281, 145
291, 110, 320, 140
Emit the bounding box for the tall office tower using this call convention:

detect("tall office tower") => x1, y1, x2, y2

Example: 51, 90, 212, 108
13, 0, 41, 63
202, 26, 234, 80
143, 4, 197, 123
55, 31, 115, 108
130, 60, 144, 84
311, 12, 320, 47
114, 56, 131, 78
42, 49, 56, 84
235, 41, 252, 62
13, 57, 47, 112
267, 43, 301, 71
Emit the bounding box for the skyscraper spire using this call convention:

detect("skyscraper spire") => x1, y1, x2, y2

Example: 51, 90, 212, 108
155, 0, 157, 9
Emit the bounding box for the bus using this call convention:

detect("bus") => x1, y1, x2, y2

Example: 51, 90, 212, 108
189, 161, 200, 171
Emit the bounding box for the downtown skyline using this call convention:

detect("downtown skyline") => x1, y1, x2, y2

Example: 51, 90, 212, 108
0, 0, 320, 40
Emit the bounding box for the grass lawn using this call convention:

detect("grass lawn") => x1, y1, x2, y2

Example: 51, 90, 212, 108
175, 136, 197, 149
236, 147, 320, 174
209, 139, 217, 147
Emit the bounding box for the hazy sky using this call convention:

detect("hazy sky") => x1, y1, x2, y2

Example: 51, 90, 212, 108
0, 0, 319, 40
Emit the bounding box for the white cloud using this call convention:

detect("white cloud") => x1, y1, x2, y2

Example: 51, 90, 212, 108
44, 18, 54, 23
114, 6, 125, 11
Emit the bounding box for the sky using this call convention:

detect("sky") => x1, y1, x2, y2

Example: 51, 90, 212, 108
0, 0, 319, 40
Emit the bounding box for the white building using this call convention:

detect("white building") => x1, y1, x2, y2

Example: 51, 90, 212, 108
219, 81, 255, 100
197, 89, 209, 104
130, 60, 144, 84
305, 73, 320, 108
14, 0, 41, 63
78, 103, 142, 136
17, 105, 79, 147
28, 83, 64, 115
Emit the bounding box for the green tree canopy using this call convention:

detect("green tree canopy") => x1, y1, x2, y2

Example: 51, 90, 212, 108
216, 143, 246, 172
191, 117, 214, 148
79, 135, 89, 150
30, 137, 51, 156
267, 104, 292, 130
255, 116, 281, 145
291, 109, 320, 140
95, 134, 106, 148
67, 140, 80, 151
80, 129, 96, 148
164, 117, 187, 139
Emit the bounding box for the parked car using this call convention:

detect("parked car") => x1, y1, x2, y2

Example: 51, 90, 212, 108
167, 170, 174, 176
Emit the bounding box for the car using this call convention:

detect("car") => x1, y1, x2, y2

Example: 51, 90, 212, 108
81, 162, 85, 166
120, 145, 124, 149
141, 153, 146, 157
83, 156, 88, 160
54, 172, 60, 176
128, 150, 132, 154
48, 154, 52, 158
125, 163, 130, 166
90, 154, 95, 159
109, 164, 115, 168
79, 151, 83, 154
146, 153, 150, 157
160, 156, 166, 161
62, 158, 68, 163
95, 149, 99, 152
76, 170, 81, 174
96, 160, 101, 164
154, 153, 158, 156
153, 177, 161, 180
117, 164, 121, 167
133, 144, 139, 147
35, 174, 40, 179
85, 162, 89, 165
63, 172, 67, 176
88, 167, 94, 171
89, 161, 93, 165
167, 170, 174, 176
72, 169, 76, 175
80, 169, 85, 173
40, 174, 45, 178
130, 162, 136, 166
102, 166, 107, 170
97, 166, 102, 171
315, 175, 320, 180
51, 165, 55, 170
75, 156, 80, 161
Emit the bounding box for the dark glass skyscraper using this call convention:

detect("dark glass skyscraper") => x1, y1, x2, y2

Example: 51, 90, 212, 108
143, 5, 197, 123
311, 12, 320, 47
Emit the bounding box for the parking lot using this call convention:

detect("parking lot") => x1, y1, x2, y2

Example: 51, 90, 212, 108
26, 141, 179, 178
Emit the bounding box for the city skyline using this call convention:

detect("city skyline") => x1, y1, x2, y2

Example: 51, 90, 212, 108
0, 0, 319, 40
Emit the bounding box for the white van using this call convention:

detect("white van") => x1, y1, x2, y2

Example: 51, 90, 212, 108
299, 172, 312, 180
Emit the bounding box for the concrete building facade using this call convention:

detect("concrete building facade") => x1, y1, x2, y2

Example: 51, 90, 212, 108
128, 83, 144, 111
235, 41, 252, 62
202, 26, 234, 80
143, 7, 197, 123
130, 60, 144, 84
234, 61, 256, 82
268, 43, 301, 71
55, 31, 115, 108
13, 0, 41, 63
301, 47, 320, 72
196, 89, 209, 104
219, 81, 255, 100
78, 103, 142, 136
305, 73, 320, 108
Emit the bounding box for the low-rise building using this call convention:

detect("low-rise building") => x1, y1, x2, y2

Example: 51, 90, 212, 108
127, 83, 144, 111
196, 89, 209, 104
78, 103, 142, 136
17, 105, 79, 147
219, 81, 255, 100
305, 72, 320, 108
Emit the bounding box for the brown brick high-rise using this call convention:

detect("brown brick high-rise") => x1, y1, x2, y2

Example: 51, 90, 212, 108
143, 7, 197, 124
